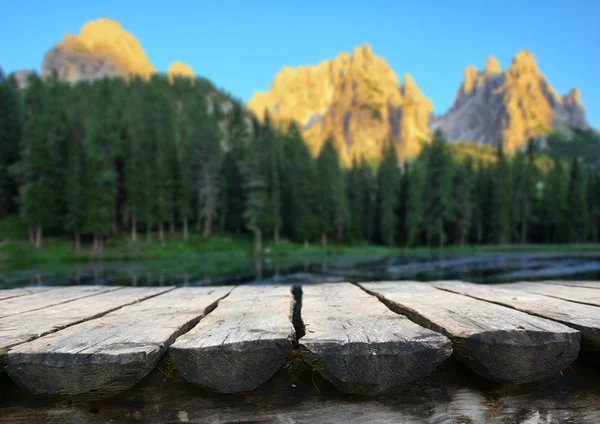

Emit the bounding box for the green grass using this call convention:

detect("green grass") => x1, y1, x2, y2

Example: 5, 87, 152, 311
1, 214, 598, 272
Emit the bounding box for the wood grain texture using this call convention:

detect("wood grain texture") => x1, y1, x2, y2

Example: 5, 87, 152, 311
434, 281, 600, 350
359, 281, 580, 384
169, 284, 295, 394
5, 286, 231, 397
503, 282, 600, 306
546, 281, 600, 290
299, 283, 452, 395
0, 286, 120, 318
0, 287, 59, 302
0, 287, 173, 363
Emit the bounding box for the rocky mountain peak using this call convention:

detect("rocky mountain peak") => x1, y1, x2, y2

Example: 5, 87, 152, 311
432, 50, 588, 151
167, 61, 195, 83
42, 18, 157, 83
248, 46, 432, 164
484, 56, 501, 75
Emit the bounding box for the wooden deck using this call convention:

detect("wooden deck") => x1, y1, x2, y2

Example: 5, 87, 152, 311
1, 280, 599, 404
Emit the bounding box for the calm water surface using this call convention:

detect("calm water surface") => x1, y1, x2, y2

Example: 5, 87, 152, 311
2, 252, 600, 288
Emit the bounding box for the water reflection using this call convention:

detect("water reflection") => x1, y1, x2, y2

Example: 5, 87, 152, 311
2, 252, 600, 289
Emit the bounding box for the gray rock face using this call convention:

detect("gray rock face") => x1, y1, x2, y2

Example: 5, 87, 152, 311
10, 70, 35, 89
432, 53, 589, 150
431, 73, 507, 147
42, 45, 123, 83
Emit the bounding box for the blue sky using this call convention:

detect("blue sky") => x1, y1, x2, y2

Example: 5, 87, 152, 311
2, 0, 599, 127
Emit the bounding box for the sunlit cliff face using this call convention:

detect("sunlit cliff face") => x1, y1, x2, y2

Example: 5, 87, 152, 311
248, 44, 433, 165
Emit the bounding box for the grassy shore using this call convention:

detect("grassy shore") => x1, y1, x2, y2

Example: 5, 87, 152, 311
1, 215, 599, 268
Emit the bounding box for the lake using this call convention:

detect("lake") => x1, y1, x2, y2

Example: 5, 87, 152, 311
2, 251, 600, 288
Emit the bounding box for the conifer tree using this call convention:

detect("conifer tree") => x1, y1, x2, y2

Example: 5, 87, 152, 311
0, 72, 21, 219
491, 143, 512, 244
376, 142, 401, 245
453, 158, 473, 246
242, 117, 268, 255
281, 122, 317, 244
405, 161, 425, 247
316, 138, 345, 247
566, 157, 587, 243
541, 158, 568, 243
422, 130, 454, 247
84, 78, 119, 252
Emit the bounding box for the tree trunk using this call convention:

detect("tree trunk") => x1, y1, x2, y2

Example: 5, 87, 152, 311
321, 231, 328, 249
112, 205, 118, 233
131, 217, 137, 242
28, 226, 35, 245
274, 226, 280, 246
169, 221, 175, 235
74, 231, 80, 253
521, 221, 527, 244
159, 222, 165, 244
146, 223, 151, 244
183, 218, 189, 240
35, 225, 42, 250
253, 229, 262, 257
98, 236, 104, 253
459, 232, 465, 247
92, 234, 99, 253
304, 239, 309, 248
203, 215, 213, 237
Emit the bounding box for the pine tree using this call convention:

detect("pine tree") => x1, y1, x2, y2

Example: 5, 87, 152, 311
84, 78, 119, 252
376, 142, 401, 245
262, 113, 282, 244
491, 143, 511, 245
587, 169, 600, 243
405, 161, 425, 247
316, 138, 346, 247
191, 89, 221, 237
511, 151, 536, 244
11, 74, 64, 248
453, 158, 473, 246
566, 157, 587, 243
422, 130, 454, 247
63, 81, 90, 251
281, 122, 317, 244
221, 101, 248, 235
242, 117, 268, 255
0, 72, 22, 219
541, 158, 568, 243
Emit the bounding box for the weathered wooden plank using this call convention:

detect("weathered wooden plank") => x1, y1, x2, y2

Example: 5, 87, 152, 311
359, 281, 581, 384
170, 285, 295, 394
0, 286, 59, 302
547, 281, 600, 290
503, 282, 600, 307
5, 286, 231, 397
0, 286, 120, 319
434, 281, 600, 350
0, 287, 173, 364
298, 283, 452, 395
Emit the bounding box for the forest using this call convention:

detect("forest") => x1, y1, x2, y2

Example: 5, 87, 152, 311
0, 70, 599, 256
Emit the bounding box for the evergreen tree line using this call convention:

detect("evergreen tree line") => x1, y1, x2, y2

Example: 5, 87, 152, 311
1, 71, 599, 253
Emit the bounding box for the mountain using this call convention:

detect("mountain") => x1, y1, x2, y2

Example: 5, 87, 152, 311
42, 19, 192, 84
432, 51, 588, 152
248, 45, 432, 164
25, 19, 591, 161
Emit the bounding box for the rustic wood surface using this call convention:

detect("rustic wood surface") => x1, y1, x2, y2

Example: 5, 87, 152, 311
299, 283, 452, 395
169, 284, 295, 394
547, 281, 600, 290
503, 282, 600, 306
5, 286, 231, 397
0, 287, 173, 364
359, 281, 581, 384
0, 286, 59, 302
0, 286, 121, 319
434, 281, 600, 350
2, 351, 600, 424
